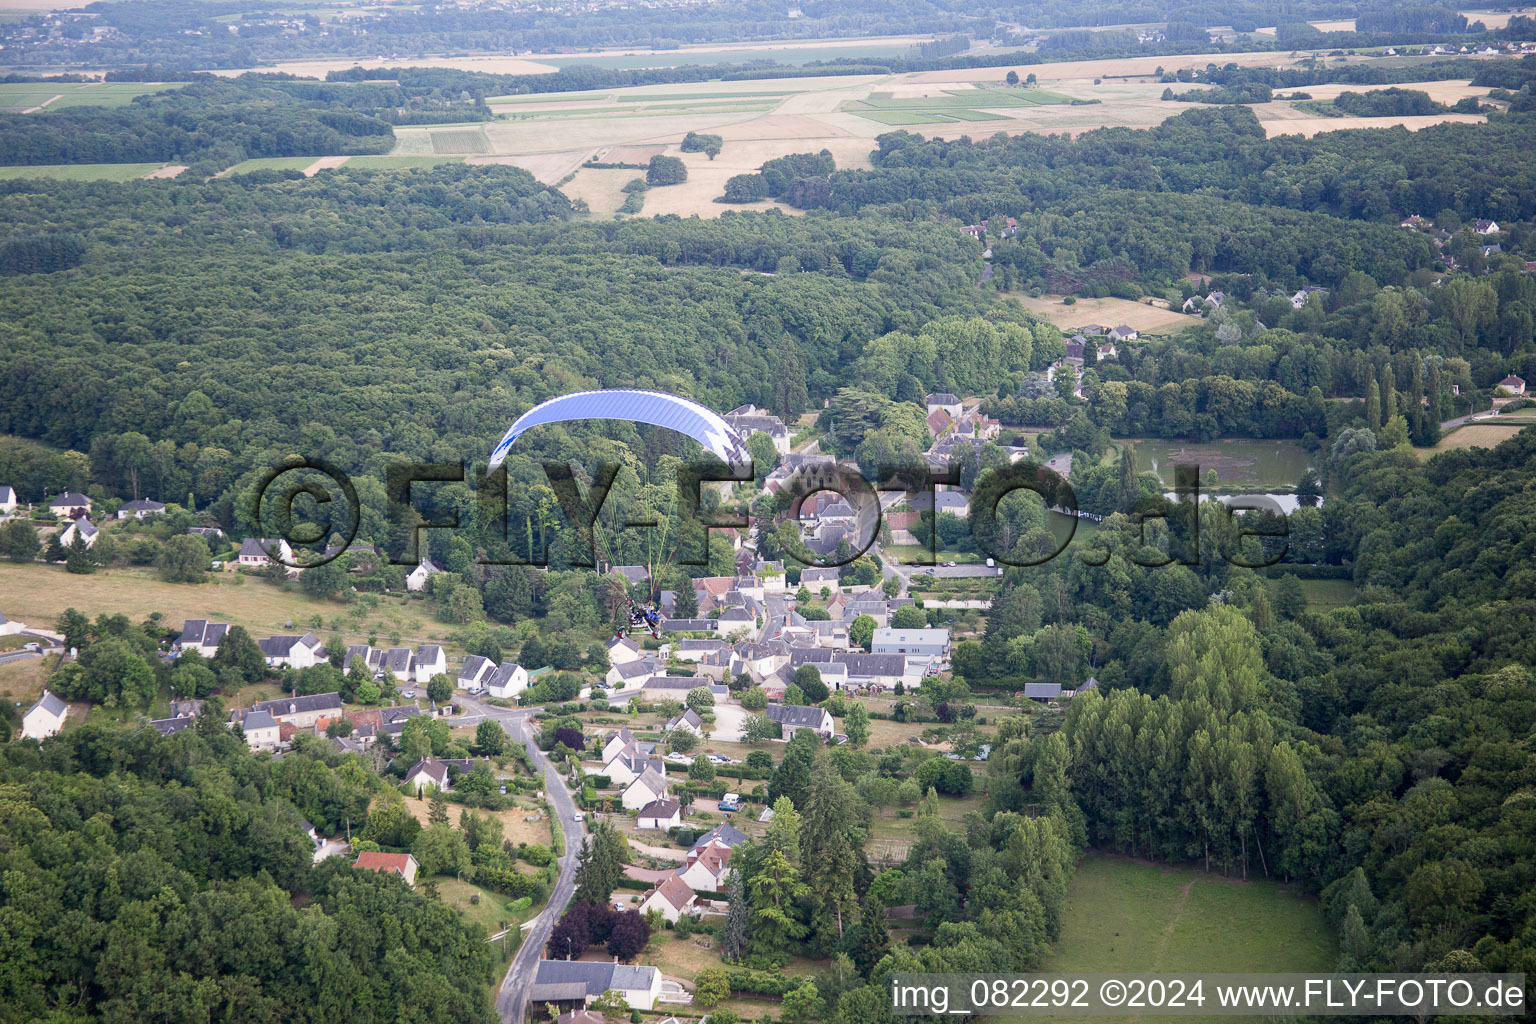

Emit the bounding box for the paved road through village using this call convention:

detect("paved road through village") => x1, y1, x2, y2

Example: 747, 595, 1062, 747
460, 698, 584, 1024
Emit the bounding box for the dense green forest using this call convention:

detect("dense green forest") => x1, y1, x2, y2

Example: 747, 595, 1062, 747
0, 722, 498, 1023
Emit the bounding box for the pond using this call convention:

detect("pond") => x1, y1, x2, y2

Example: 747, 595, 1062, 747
1124, 439, 1316, 490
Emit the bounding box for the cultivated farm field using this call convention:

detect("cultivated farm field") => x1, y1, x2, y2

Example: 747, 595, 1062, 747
1009, 294, 1202, 335
1419, 421, 1530, 456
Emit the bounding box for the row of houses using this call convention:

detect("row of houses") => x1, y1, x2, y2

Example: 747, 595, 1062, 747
342, 643, 447, 685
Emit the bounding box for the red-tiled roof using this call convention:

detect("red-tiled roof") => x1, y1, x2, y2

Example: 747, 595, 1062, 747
354, 851, 414, 875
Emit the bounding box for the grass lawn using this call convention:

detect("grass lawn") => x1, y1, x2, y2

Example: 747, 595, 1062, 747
225, 157, 321, 175
399, 794, 555, 849
1046, 854, 1336, 971
1294, 577, 1357, 611
0, 82, 184, 111
433, 877, 536, 937
1029, 852, 1335, 1022
0, 162, 164, 181
850, 108, 962, 125
0, 561, 457, 651
430, 129, 492, 155
0, 655, 49, 709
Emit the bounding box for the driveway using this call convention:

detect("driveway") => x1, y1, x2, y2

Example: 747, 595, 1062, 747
710, 701, 748, 742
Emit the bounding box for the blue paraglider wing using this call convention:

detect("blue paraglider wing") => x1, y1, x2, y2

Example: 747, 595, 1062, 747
487, 389, 751, 471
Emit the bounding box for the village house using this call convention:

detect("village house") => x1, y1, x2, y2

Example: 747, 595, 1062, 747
47, 492, 92, 518
405, 558, 443, 592
237, 537, 294, 569
724, 404, 791, 455
834, 652, 920, 690
605, 635, 643, 665
0, 486, 18, 515
234, 691, 344, 730
766, 703, 835, 740
677, 841, 733, 891
116, 498, 167, 520
58, 518, 98, 550
925, 392, 964, 418
237, 709, 281, 751
1108, 324, 1139, 342
257, 632, 327, 670
872, 627, 952, 659
673, 638, 729, 662
353, 851, 419, 887
187, 525, 224, 544
603, 748, 666, 788
692, 823, 749, 852
606, 657, 659, 690
1497, 374, 1526, 396
622, 768, 669, 810
150, 714, 196, 737
457, 654, 497, 691
175, 619, 229, 657
664, 708, 705, 737
1023, 681, 1064, 701
410, 644, 446, 684
21, 690, 68, 740
636, 797, 682, 831
1474, 219, 1501, 235
529, 961, 662, 1013
638, 875, 698, 924
601, 727, 636, 763
483, 662, 528, 700
403, 758, 455, 794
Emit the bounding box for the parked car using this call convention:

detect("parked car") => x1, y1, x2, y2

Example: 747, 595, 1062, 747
572, 811, 585, 823
401, 689, 417, 699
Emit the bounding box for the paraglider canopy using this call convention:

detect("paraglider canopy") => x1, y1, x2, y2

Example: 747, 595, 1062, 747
487, 389, 752, 471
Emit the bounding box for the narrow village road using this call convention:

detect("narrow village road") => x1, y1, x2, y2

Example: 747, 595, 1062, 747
461, 699, 584, 1024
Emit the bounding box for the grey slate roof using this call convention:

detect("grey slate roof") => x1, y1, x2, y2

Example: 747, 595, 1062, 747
530, 961, 658, 1002
766, 703, 828, 728
150, 716, 195, 736
242, 691, 343, 719
177, 619, 229, 648
833, 653, 908, 677
1024, 682, 1063, 699
241, 709, 279, 731
27, 690, 67, 719
458, 654, 496, 681
692, 823, 749, 850
662, 618, 715, 632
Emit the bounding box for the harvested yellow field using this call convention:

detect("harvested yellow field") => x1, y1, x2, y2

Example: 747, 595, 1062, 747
1009, 294, 1202, 335
1421, 422, 1530, 456
1294, 79, 1485, 104
1461, 9, 1536, 29
563, 167, 645, 215
465, 151, 587, 184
